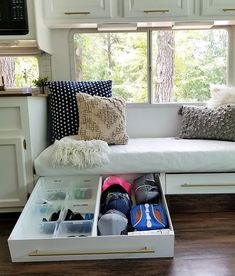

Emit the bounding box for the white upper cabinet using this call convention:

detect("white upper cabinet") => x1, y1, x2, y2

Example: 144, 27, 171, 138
43, 0, 193, 27
44, 0, 113, 23
41, 0, 235, 27
123, 0, 190, 18
201, 0, 235, 17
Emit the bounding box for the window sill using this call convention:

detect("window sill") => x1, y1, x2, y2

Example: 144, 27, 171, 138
126, 102, 205, 108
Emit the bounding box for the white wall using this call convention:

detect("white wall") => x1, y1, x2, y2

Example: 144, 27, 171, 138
38, 53, 52, 81
126, 104, 182, 138
51, 29, 71, 80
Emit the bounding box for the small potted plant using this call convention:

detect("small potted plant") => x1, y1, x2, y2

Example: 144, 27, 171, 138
33, 77, 48, 94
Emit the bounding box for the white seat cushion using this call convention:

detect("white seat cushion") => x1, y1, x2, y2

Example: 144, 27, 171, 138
34, 138, 235, 176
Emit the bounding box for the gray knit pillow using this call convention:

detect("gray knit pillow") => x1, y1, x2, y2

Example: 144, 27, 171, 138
178, 105, 235, 141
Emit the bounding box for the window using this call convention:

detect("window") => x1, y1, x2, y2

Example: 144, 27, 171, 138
73, 28, 229, 103
0, 56, 39, 89
73, 32, 147, 103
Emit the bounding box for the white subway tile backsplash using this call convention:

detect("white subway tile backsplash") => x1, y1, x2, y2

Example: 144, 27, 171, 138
38, 53, 52, 81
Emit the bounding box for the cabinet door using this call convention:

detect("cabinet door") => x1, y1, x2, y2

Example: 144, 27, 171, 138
123, 0, 189, 18
0, 138, 27, 208
201, 0, 235, 17
44, 0, 112, 20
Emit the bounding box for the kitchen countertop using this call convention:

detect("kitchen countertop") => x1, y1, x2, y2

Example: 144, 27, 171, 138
0, 92, 32, 97
0, 92, 48, 97
0, 88, 49, 97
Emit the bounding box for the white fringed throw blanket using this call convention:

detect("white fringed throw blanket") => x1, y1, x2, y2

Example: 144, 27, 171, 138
51, 137, 111, 168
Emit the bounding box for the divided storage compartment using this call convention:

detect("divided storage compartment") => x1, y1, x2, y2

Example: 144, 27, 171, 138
8, 174, 174, 262
8, 176, 100, 241
56, 221, 93, 238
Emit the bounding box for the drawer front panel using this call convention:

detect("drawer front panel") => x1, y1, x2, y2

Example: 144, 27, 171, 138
9, 233, 174, 262
166, 173, 235, 194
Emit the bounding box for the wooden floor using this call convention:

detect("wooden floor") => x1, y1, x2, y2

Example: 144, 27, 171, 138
1, 198, 235, 276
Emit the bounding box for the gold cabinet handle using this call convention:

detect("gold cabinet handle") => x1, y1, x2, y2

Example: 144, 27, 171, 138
144, 9, 169, 14
64, 12, 91, 15
29, 247, 154, 257
23, 139, 26, 150
181, 183, 235, 188
222, 9, 235, 12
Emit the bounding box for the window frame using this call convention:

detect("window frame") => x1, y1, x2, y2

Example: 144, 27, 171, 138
69, 26, 232, 106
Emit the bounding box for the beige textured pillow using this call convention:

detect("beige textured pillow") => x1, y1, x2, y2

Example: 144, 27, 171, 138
76, 93, 129, 145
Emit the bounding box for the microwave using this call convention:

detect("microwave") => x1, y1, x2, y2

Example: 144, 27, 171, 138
0, 0, 28, 35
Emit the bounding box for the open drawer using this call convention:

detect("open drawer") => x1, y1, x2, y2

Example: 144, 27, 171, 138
8, 174, 174, 262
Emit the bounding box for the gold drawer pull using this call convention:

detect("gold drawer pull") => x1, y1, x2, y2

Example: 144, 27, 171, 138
29, 247, 154, 257
222, 8, 235, 12
181, 183, 235, 188
64, 12, 91, 15
144, 9, 169, 14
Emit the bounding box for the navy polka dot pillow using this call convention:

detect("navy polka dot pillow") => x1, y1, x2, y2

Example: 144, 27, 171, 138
48, 80, 112, 143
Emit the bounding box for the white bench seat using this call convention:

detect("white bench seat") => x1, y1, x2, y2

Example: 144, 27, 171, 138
34, 137, 235, 176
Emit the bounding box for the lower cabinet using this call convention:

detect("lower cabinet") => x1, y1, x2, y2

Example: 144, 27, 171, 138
0, 96, 47, 212
0, 137, 27, 208
165, 173, 235, 194
8, 174, 174, 262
